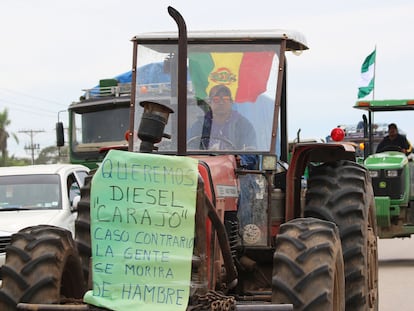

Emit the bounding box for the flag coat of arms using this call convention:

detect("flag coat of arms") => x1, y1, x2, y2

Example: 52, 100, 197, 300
189, 51, 275, 102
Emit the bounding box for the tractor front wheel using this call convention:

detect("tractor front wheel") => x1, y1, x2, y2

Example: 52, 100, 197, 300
272, 217, 345, 311
0, 225, 85, 311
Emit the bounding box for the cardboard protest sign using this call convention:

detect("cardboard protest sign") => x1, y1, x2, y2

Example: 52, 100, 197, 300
83, 150, 198, 311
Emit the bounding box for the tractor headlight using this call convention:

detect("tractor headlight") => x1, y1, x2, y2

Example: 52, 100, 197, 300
262, 155, 277, 170
369, 170, 379, 178
386, 170, 398, 177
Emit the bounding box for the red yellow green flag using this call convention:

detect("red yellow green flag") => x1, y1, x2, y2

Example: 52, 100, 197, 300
189, 51, 275, 102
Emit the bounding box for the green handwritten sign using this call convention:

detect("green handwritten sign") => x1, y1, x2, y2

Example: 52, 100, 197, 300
83, 149, 198, 311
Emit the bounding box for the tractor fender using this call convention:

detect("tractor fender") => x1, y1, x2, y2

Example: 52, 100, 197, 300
286, 142, 356, 221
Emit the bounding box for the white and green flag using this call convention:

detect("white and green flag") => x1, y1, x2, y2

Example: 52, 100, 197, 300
357, 49, 376, 99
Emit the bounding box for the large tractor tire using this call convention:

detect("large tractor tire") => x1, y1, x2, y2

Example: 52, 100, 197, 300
304, 160, 378, 311
272, 217, 345, 311
75, 169, 96, 288
0, 225, 85, 311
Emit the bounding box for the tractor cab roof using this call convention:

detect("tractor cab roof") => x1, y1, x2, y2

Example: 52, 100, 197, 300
131, 29, 308, 52
354, 99, 414, 112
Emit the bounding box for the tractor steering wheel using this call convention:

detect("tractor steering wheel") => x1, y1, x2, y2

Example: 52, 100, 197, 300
187, 135, 236, 150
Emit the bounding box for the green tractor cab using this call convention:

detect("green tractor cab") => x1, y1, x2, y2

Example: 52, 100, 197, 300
354, 99, 414, 238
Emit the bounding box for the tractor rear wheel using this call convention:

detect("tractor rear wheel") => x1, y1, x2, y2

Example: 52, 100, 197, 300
75, 169, 95, 288
0, 225, 85, 311
304, 160, 378, 311
272, 217, 345, 311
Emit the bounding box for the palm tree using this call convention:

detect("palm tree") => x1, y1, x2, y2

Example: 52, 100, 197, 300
0, 108, 19, 166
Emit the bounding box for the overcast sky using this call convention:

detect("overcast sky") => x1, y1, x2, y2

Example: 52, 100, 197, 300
1, 0, 414, 158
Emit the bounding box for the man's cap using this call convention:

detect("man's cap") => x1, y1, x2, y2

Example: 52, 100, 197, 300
388, 123, 397, 130
209, 84, 232, 98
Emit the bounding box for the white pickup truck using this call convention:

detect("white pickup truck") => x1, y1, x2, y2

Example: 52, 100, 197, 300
0, 164, 89, 278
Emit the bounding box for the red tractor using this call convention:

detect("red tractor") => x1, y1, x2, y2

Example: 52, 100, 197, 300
0, 7, 377, 311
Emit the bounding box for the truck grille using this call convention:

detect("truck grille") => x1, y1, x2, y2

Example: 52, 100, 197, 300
0, 235, 11, 254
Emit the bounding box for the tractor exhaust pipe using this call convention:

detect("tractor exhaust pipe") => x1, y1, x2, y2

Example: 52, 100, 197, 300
168, 6, 187, 155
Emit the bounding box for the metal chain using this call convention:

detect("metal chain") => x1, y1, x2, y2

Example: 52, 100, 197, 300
189, 290, 236, 311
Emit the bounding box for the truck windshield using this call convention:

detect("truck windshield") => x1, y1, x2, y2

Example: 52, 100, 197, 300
70, 106, 129, 154
132, 42, 281, 154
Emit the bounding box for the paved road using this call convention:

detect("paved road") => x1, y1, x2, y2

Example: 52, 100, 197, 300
378, 237, 414, 311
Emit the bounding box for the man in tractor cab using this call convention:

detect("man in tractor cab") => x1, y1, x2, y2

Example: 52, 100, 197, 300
189, 84, 257, 153
376, 123, 412, 155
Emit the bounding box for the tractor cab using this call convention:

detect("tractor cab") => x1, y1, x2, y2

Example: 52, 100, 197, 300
127, 29, 308, 161
354, 99, 414, 238
126, 29, 310, 250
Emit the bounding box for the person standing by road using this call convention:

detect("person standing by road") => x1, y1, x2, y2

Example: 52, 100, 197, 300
376, 123, 412, 154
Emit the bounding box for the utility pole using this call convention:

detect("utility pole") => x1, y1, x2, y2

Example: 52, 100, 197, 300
18, 129, 45, 164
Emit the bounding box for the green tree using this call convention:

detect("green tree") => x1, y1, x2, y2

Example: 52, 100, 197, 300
0, 108, 19, 166
6, 155, 30, 166
35, 145, 69, 164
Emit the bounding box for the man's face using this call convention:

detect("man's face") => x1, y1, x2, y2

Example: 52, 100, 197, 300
209, 93, 232, 116
388, 126, 398, 140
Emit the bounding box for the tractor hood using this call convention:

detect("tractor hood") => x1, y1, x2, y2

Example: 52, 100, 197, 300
364, 151, 408, 170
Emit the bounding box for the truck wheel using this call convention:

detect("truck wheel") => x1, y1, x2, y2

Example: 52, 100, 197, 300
75, 169, 95, 287
272, 218, 345, 311
304, 160, 378, 311
0, 225, 85, 311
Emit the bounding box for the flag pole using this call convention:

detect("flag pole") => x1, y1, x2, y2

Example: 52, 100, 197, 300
371, 45, 377, 100
369, 45, 377, 154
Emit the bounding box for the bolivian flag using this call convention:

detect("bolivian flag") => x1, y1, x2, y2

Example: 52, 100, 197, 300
189, 51, 275, 103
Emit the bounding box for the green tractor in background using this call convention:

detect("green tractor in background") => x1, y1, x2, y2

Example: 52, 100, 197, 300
354, 99, 414, 238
